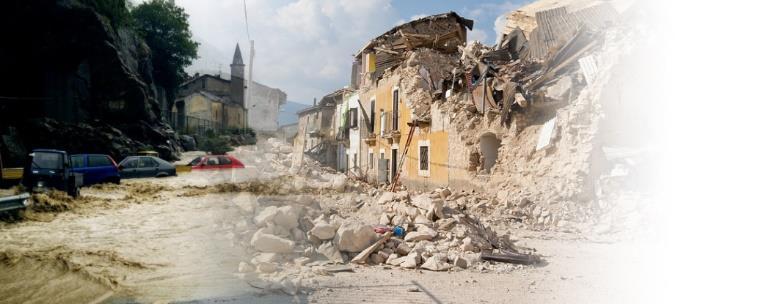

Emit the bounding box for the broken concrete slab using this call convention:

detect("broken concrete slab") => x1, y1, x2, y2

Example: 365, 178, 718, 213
335, 222, 378, 252
404, 228, 437, 242
251, 231, 295, 253
421, 254, 452, 271
317, 241, 344, 263
309, 222, 337, 240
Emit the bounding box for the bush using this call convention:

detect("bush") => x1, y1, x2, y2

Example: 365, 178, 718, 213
198, 136, 232, 155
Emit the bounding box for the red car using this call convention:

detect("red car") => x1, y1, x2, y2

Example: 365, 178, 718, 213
188, 155, 245, 170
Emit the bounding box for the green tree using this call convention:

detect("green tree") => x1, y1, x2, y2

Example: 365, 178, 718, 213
131, 0, 198, 90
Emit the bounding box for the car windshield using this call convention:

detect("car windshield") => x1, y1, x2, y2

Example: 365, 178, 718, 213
189, 157, 202, 166
32, 152, 63, 170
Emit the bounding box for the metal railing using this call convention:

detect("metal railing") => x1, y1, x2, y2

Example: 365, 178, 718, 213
170, 115, 220, 136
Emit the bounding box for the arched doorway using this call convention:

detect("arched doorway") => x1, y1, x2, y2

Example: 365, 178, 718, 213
479, 133, 501, 173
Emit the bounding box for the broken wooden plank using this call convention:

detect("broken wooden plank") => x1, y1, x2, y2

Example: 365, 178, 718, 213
480, 252, 540, 265
351, 231, 393, 264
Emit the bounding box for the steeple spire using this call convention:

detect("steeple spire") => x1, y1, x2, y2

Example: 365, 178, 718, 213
232, 43, 244, 65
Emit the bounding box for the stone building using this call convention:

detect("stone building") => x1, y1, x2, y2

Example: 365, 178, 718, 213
173, 45, 249, 133
248, 82, 287, 132
292, 89, 349, 169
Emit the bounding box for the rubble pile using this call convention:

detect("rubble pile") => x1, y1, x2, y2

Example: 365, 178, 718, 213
228, 184, 539, 295
387, 48, 463, 119
418, 4, 643, 233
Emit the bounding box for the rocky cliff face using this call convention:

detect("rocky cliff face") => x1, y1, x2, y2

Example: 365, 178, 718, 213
0, 0, 180, 165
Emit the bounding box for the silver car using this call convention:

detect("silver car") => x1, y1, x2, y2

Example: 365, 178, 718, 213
118, 156, 176, 178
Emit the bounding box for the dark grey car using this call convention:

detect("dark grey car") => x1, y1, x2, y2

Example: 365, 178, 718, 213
118, 156, 176, 179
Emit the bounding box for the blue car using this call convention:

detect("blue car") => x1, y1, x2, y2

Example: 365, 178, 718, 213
70, 154, 121, 186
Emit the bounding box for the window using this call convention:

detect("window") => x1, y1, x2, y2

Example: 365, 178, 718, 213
419, 146, 429, 170
218, 156, 232, 165
189, 157, 203, 166
88, 155, 112, 167
71, 155, 85, 168
392, 89, 399, 131
368, 152, 374, 169
350, 108, 358, 128
380, 110, 386, 136
369, 100, 376, 133
206, 157, 220, 166
140, 157, 158, 168
353, 153, 358, 168
418, 140, 430, 177
31, 152, 63, 170
122, 158, 138, 169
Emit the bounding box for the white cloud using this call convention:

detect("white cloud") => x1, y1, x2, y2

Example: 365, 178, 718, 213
410, 14, 428, 21
467, 29, 489, 43
177, 0, 398, 103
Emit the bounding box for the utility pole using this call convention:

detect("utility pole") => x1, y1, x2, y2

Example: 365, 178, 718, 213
247, 40, 255, 133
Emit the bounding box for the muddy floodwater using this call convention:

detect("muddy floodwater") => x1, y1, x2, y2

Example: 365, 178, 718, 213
0, 166, 310, 303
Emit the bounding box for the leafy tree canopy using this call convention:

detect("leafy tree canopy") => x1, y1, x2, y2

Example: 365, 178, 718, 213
131, 0, 198, 90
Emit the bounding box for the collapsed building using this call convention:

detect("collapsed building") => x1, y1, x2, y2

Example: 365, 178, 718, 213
294, 1, 646, 232
239, 1, 649, 285
292, 89, 350, 170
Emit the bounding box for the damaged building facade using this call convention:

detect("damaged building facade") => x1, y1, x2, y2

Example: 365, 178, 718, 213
289, 2, 641, 233
292, 89, 349, 170
293, 2, 627, 217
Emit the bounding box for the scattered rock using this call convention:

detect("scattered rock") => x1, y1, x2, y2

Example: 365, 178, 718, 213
251, 231, 295, 253
404, 228, 437, 242
238, 261, 254, 273
335, 222, 377, 252
400, 252, 421, 268
317, 241, 344, 263
255, 262, 278, 273
377, 192, 396, 205
310, 222, 337, 240
421, 254, 451, 271
453, 256, 469, 269
396, 242, 412, 255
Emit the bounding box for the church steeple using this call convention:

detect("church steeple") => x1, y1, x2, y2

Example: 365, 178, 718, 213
230, 44, 245, 107
232, 43, 244, 66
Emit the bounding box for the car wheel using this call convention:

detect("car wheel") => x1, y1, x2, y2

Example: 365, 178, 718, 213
68, 186, 80, 198
156, 173, 168, 178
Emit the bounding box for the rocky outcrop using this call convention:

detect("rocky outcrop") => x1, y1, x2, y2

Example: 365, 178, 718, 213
0, 0, 181, 163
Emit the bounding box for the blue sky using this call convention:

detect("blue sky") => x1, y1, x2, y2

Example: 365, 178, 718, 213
169, 0, 528, 104
392, 0, 527, 45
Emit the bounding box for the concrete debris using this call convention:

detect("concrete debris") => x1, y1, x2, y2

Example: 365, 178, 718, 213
228, 2, 647, 294
404, 228, 437, 242
251, 231, 295, 253
334, 222, 378, 253
317, 241, 344, 263
421, 254, 452, 271
309, 222, 337, 240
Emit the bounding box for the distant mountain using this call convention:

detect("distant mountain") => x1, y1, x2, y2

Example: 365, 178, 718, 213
278, 101, 312, 126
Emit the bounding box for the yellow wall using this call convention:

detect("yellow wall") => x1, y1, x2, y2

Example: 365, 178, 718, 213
360, 76, 450, 190
187, 95, 210, 119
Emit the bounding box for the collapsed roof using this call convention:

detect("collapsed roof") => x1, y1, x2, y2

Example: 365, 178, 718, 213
354, 12, 474, 83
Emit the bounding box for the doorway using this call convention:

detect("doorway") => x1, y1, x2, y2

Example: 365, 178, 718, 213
479, 133, 501, 173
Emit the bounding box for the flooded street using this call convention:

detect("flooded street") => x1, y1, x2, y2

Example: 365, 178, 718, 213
0, 180, 260, 303
0, 147, 651, 304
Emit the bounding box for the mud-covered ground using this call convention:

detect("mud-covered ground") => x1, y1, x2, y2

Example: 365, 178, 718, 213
0, 148, 651, 304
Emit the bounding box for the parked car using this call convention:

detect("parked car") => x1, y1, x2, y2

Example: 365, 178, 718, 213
188, 155, 245, 170
1, 153, 31, 216
21, 149, 83, 197
70, 154, 120, 185
118, 156, 176, 178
